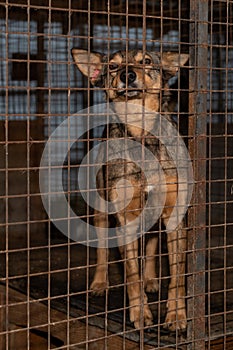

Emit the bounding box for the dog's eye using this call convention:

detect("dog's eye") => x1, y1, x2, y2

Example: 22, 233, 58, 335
109, 63, 119, 71
139, 58, 152, 65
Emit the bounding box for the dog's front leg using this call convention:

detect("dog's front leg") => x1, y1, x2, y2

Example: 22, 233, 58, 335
165, 223, 187, 331
162, 176, 187, 331
91, 210, 109, 295
118, 238, 153, 329
90, 235, 109, 296
144, 235, 159, 293
114, 181, 153, 329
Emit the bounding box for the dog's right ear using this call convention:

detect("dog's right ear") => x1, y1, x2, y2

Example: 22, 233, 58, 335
71, 49, 104, 86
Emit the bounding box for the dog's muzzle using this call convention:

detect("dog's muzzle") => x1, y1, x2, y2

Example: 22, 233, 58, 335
117, 69, 142, 98
120, 70, 137, 85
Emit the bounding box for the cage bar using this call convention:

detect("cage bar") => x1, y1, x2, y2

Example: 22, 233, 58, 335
187, 0, 208, 349
0, 1, 233, 349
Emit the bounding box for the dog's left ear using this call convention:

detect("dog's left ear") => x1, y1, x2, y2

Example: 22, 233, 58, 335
157, 52, 189, 78
72, 49, 104, 86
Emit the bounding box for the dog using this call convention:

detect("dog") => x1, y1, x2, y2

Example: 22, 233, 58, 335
72, 49, 189, 331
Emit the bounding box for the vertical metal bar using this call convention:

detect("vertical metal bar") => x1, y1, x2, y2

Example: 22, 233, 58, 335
36, 16, 46, 152
188, 0, 208, 349
140, 3, 147, 349
223, 2, 229, 347
207, 1, 213, 348
86, 3, 93, 349
47, 2, 52, 349
26, 4, 30, 349
4, 3, 9, 350
67, 3, 72, 348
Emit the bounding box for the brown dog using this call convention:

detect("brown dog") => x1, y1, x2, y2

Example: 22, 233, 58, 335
72, 49, 189, 331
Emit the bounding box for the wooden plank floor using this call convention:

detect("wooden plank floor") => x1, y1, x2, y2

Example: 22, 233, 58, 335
208, 336, 233, 350
0, 227, 233, 349
0, 284, 171, 350
1, 283, 232, 350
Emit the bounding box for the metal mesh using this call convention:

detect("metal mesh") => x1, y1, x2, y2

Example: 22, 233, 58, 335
0, 1, 232, 349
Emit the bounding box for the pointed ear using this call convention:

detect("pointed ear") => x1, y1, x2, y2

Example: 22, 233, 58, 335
71, 49, 104, 85
159, 52, 189, 78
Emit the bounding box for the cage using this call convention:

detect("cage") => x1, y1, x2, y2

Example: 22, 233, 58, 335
0, 1, 233, 349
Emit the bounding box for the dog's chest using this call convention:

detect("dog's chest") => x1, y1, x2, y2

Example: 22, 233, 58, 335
104, 122, 176, 187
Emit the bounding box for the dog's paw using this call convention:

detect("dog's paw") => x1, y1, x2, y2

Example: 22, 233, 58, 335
164, 309, 187, 332
129, 303, 153, 329
90, 280, 108, 296
145, 278, 159, 293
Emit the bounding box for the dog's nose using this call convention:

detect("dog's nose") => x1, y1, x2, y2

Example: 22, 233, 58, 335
120, 70, 136, 84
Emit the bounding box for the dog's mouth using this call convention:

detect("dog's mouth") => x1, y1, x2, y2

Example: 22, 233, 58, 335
117, 89, 143, 98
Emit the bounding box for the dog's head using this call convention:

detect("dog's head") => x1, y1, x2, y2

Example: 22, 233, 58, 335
72, 49, 188, 105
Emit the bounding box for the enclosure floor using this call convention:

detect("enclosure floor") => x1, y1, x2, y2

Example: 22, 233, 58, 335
0, 226, 233, 349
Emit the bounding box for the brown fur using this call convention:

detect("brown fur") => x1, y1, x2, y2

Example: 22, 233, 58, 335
72, 49, 189, 331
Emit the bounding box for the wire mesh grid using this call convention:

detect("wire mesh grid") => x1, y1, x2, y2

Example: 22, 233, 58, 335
0, 1, 233, 349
